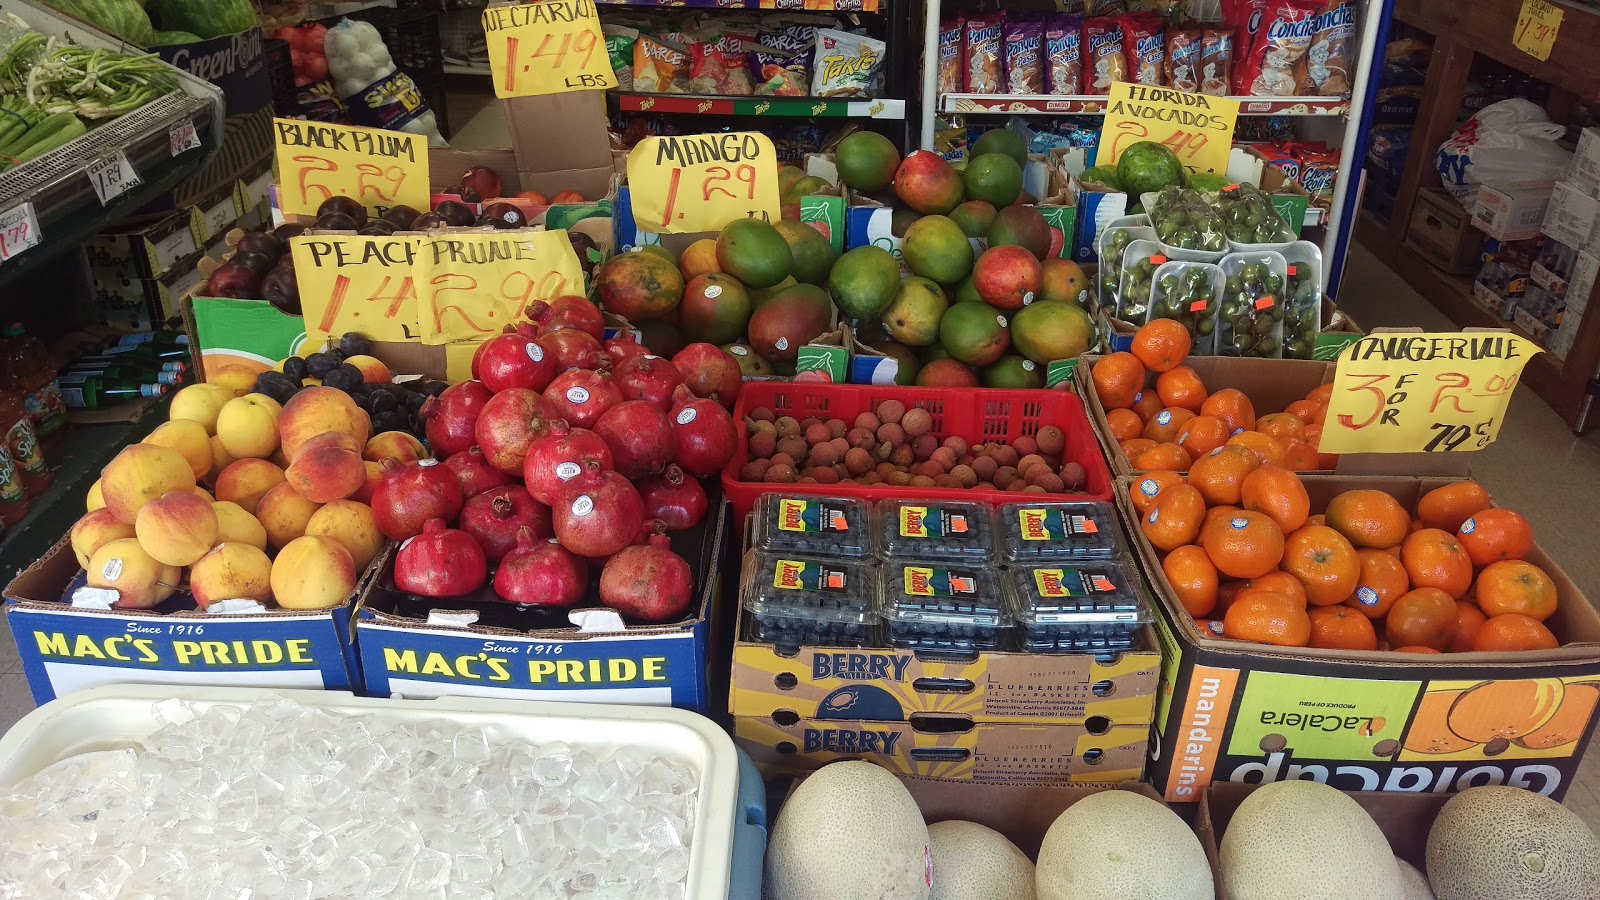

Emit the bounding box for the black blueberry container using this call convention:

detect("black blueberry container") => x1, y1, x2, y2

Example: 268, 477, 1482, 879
875, 499, 995, 564
1004, 560, 1150, 653
741, 550, 878, 653
996, 501, 1125, 563
751, 494, 872, 559
879, 560, 1008, 658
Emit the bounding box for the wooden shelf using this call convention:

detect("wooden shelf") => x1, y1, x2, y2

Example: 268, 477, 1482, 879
1396, 0, 1600, 99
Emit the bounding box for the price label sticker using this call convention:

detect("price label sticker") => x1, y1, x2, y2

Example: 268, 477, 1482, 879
88, 151, 142, 206
0, 203, 40, 264
482, 0, 616, 99
1514, 0, 1563, 61
626, 133, 782, 234
273, 118, 430, 219
291, 235, 424, 345
1317, 332, 1542, 454
169, 118, 201, 157
1100, 82, 1240, 176
414, 231, 586, 344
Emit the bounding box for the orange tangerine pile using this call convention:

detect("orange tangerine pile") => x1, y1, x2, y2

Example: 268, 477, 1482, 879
1134, 467, 1562, 654
1091, 320, 1337, 472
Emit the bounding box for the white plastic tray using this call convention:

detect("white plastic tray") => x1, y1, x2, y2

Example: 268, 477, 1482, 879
0, 685, 741, 899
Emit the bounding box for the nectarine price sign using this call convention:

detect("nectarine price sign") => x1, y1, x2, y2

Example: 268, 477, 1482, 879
626, 133, 782, 235
273, 118, 430, 219
1317, 332, 1542, 454
482, 0, 616, 99
1099, 83, 1239, 176
291, 235, 423, 346
413, 231, 585, 344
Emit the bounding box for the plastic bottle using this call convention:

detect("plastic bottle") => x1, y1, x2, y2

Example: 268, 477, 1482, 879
1, 324, 65, 443
0, 387, 47, 496
58, 374, 167, 410
0, 437, 31, 525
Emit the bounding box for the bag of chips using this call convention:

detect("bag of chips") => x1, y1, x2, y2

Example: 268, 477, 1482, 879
1299, 0, 1356, 96
965, 16, 1005, 94
1297, 146, 1339, 208
811, 28, 885, 98
1085, 17, 1128, 94
1244, 0, 1320, 96
691, 43, 755, 95
604, 25, 638, 91
938, 18, 965, 96
1119, 12, 1164, 87
1200, 28, 1232, 96
633, 36, 691, 94
750, 48, 809, 96
1165, 27, 1200, 92
1006, 16, 1046, 94
1221, 0, 1267, 94
1045, 14, 1084, 95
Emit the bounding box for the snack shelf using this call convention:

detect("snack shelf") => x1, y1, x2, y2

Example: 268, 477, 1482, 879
612, 92, 906, 118
593, 0, 878, 9
442, 63, 490, 76
938, 94, 1351, 117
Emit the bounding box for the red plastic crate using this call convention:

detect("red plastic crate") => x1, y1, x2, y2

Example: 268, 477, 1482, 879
721, 383, 1114, 522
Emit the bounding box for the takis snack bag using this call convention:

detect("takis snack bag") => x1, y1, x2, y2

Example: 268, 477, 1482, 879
811, 28, 885, 97
964, 15, 1004, 93
1006, 15, 1046, 94
1085, 16, 1128, 95
1045, 14, 1083, 95
1120, 12, 1165, 87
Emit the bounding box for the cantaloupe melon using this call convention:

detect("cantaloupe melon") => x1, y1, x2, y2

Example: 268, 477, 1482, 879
1220, 780, 1402, 899
1035, 790, 1213, 900
1397, 858, 1436, 900
1426, 786, 1600, 900
767, 761, 931, 900
927, 820, 1034, 900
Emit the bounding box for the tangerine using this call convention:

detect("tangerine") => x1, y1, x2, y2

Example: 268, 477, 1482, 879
1164, 545, 1219, 618
1105, 408, 1144, 443
1386, 588, 1459, 651
1471, 614, 1559, 651
1129, 471, 1184, 517
1142, 484, 1205, 552
1239, 465, 1310, 533
1131, 389, 1164, 423
1401, 528, 1474, 599
1255, 413, 1305, 445
1143, 407, 1195, 443
1285, 399, 1326, 426
1130, 319, 1193, 372
1189, 445, 1260, 506
1119, 438, 1157, 460
1091, 352, 1145, 410
1131, 441, 1192, 472
1416, 481, 1492, 533
1451, 600, 1488, 653
1457, 508, 1534, 567
1344, 549, 1409, 620
1226, 431, 1287, 467
1223, 590, 1311, 647
1308, 605, 1378, 651
1282, 440, 1320, 472
1200, 388, 1256, 433
1395, 646, 1443, 654
1156, 365, 1208, 412
1246, 571, 1310, 608
1475, 560, 1558, 621
1201, 510, 1285, 579
1178, 415, 1230, 459
1325, 489, 1411, 549
1305, 383, 1334, 405
1282, 524, 1361, 606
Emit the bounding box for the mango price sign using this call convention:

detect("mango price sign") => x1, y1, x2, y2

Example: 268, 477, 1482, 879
1317, 332, 1542, 454
413, 231, 586, 344
626, 133, 782, 235
482, 0, 616, 99
273, 118, 430, 219
290, 235, 422, 345
1099, 83, 1239, 176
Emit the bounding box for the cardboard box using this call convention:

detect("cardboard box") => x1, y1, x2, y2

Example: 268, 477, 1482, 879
4, 538, 371, 705
1566, 126, 1600, 200
86, 211, 202, 283
1473, 180, 1555, 241
1127, 475, 1600, 803
1542, 180, 1600, 248
735, 715, 1148, 784
87, 260, 206, 333
613, 186, 844, 257
1405, 188, 1483, 275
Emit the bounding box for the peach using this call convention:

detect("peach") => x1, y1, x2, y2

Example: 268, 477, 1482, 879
134, 490, 219, 567
215, 394, 282, 459
168, 383, 235, 434
306, 499, 384, 570
143, 419, 213, 481
285, 439, 365, 503
70, 508, 136, 568
209, 435, 238, 477
85, 538, 175, 609
299, 432, 362, 455
363, 431, 425, 464
189, 542, 273, 609
352, 461, 384, 505
278, 387, 369, 462
344, 355, 392, 384
86, 478, 105, 512
256, 481, 322, 549
270, 535, 356, 610
191, 486, 214, 502
214, 459, 286, 516
212, 500, 268, 550
101, 444, 197, 524
207, 364, 258, 396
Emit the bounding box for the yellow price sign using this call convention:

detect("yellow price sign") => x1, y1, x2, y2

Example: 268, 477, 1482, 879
272, 119, 429, 219
1317, 332, 1542, 454
290, 236, 422, 345
626, 133, 782, 234
1099, 83, 1240, 176
482, 0, 616, 99
414, 231, 585, 344
1513, 0, 1563, 61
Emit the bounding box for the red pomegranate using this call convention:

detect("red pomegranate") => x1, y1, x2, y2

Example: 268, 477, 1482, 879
493, 528, 589, 607
472, 332, 556, 394
605, 337, 651, 367
543, 369, 622, 429
394, 519, 486, 597
540, 296, 605, 340
639, 465, 708, 530
442, 446, 514, 497
458, 485, 552, 562
422, 381, 493, 457
552, 462, 646, 559
523, 420, 614, 505
524, 300, 551, 328
671, 343, 742, 408
537, 328, 607, 372
613, 354, 684, 411
474, 388, 552, 475
371, 458, 465, 540
599, 532, 694, 623
593, 400, 676, 480
667, 385, 737, 477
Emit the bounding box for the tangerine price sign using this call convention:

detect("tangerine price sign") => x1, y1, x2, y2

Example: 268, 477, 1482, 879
273, 118, 430, 219
1099, 83, 1239, 176
1317, 332, 1542, 455
482, 0, 616, 99
290, 235, 423, 345
626, 133, 782, 234
414, 231, 585, 344
1513, 0, 1563, 62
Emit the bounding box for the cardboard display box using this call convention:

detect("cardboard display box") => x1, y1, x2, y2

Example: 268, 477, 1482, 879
1473, 180, 1555, 242
1124, 475, 1600, 803
1406, 187, 1483, 275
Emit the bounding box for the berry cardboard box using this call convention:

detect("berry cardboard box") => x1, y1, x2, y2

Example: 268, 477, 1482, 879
1118, 475, 1600, 804
2, 538, 382, 705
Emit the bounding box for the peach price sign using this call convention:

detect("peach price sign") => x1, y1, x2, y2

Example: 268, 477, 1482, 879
273, 119, 429, 219
626, 133, 782, 235
482, 0, 616, 99
291, 235, 422, 345
1099, 83, 1239, 176
414, 231, 585, 344
1317, 332, 1542, 454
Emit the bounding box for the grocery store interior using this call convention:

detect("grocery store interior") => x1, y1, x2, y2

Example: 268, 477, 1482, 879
6, 0, 1600, 895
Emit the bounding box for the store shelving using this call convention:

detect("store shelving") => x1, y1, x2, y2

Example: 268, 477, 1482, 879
592, 0, 878, 9
613, 93, 905, 119
938, 95, 1351, 117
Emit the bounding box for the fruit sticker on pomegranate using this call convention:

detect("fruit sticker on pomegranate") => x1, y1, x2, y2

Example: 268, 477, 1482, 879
290, 235, 422, 345
273, 118, 429, 219
413, 231, 586, 344
626, 132, 781, 235
481, 0, 615, 98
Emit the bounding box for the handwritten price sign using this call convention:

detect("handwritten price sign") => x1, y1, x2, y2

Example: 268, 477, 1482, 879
273, 118, 430, 219
1317, 332, 1542, 454
1100, 83, 1239, 177
626, 133, 782, 234
414, 231, 585, 344
291, 236, 422, 345
0, 203, 40, 264
1514, 0, 1563, 61
482, 0, 616, 99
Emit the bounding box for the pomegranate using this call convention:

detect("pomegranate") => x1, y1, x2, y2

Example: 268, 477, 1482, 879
442, 446, 514, 497
394, 519, 486, 597
605, 337, 651, 367
474, 388, 552, 475
493, 527, 588, 607
524, 300, 551, 328
540, 296, 605, 340
543, 369, 622, 429
600, 532, 694, 623
537, 328, 607, 372
613, 354, 684, 411
458, 485, 552, 562
552, 462, 645, 559
422, 380, 493, 457
672, 343, 743, 408
371, 458, 464, 540
667, 385, 737, 477
594, 400, 676, 480
523, 420, 614, 505
472, 332, 556, 393
639, 465, 708, 530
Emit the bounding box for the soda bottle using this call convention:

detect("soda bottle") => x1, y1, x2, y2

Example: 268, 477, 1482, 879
1, 324, 65, 443
0, 440, 30, 526
0, 387, 48, 496
59, 376, 166, 410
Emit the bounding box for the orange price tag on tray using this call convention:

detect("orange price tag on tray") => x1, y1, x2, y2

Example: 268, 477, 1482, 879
1513, 0, 1563, 61
291, 236, 423, 345
482, 0, 616, 99
626, 133, 782, 235
273, 119, 429, 220
414, 231, 586, 344
1099, 83, 1239, 176
1317, 332, 1542, 454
